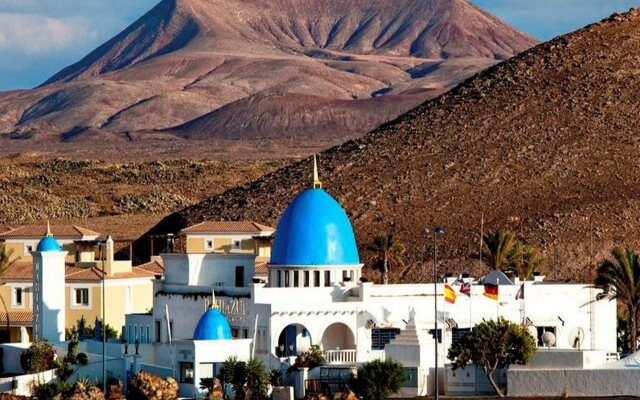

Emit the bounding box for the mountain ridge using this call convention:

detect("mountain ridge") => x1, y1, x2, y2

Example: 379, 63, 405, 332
0, 0, 536, 148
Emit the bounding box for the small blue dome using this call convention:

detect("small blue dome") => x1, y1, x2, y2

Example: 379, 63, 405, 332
193, 308, 232, 340
270, 188, 360, 266
36, 236, 62, 252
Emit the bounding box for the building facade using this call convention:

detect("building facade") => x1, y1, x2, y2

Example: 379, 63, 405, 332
125, 160, 617, 398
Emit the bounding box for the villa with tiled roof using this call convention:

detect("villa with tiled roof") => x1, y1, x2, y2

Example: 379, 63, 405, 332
0, 224, 162, 343
180, 220, 274, 258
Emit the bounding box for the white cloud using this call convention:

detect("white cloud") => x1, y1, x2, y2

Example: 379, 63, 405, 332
0, 12, 94, 54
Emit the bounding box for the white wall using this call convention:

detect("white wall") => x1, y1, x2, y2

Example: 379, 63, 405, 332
162, 253, 255, 288
508, 368, 640, 397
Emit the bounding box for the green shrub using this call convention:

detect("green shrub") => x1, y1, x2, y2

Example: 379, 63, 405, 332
32, 380, 73, 399
77, 353, 89, 366
20, 339, 55, 373
354, 359, 405, 400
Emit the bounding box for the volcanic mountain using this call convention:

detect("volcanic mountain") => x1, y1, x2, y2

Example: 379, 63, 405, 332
139, 9, 640, 282
0, 0, 536, 152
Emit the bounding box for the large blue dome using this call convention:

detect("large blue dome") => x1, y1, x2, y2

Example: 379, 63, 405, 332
36, 236, 61, 252
270, 188, 360, 266
193, 308, 232, 340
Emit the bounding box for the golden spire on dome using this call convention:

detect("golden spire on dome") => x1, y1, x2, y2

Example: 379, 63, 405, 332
46, 220, 53, 237
312, 154, 322, 189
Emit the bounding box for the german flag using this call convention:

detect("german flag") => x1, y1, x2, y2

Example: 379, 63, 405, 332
444, 284, 457, 304
483, 283, 498, 300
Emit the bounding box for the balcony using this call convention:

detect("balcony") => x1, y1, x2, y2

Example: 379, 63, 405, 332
324, 349, 357, 365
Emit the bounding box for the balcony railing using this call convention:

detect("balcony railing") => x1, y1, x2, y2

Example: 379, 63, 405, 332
324, 349, 357, 365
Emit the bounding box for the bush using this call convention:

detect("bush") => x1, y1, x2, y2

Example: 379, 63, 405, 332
127, 371, 178, 400
77, 353, 89, 366
106, 378, 123, 400
32, 380, 73, 399
20, 339, 56, 373
268, 368, 282, 386
354, 359, 405, 400
68, 381, 105, 400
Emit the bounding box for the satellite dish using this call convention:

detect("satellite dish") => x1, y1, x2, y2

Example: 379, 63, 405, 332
568, 327, 585, 350
542, 331, 556, 348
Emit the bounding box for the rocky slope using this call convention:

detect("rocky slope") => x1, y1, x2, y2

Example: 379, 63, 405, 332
139, 9, 640, 283
0, 155, 285, 239
0, 0, 535, 152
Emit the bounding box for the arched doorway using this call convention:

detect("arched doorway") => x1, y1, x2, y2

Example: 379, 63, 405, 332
321, 322, 355, 351
277, 323, 312, 357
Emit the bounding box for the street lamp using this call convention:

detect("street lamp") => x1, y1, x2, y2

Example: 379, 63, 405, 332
430, 226, 445, 400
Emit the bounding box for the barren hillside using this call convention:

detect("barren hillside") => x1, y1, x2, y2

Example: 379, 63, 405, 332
139, 9, 640, 283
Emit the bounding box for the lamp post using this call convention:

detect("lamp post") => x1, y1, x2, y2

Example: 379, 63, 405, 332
432, 226, 445, 400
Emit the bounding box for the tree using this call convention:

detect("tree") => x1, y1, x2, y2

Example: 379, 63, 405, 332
481, 229, 518, 271
219, 356, 268, 400
448, 318, 536, 397
369, 233, 405, 284
594, 248, 640, 352
354, 359, 405, 400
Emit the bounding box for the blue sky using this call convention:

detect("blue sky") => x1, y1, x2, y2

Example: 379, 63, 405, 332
0, 0, 639, 91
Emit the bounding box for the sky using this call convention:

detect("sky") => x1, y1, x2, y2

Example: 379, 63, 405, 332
0, 0, 639, 91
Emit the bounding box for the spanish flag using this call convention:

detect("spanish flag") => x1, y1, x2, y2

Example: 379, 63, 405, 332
444, 284, 457, 304
483, 283, 498, 300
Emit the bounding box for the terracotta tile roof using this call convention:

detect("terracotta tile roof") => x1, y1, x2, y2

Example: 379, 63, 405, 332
136, 260, 164, 275
181, 221, 274, 234
2, 261, 157, 282
254, 257, 269, 276
0, 225, 100, 239
0, 310, 33, 326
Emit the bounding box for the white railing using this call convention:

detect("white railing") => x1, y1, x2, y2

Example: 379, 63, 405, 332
324, 349, 357, 365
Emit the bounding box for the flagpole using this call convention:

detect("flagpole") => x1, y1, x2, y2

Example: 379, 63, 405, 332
469, 284, 473, 331
496, 278, 500, 320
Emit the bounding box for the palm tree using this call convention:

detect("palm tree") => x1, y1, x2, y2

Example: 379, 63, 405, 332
481, 229, 518, 271
369, 233, 405, 284
594, 248, 640, 352
510, 242, 549, 280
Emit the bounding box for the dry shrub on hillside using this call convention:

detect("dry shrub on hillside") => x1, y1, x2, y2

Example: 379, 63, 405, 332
127, 371, 178, 400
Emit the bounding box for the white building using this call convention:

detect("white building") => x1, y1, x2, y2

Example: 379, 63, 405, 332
125, 159, 617, 398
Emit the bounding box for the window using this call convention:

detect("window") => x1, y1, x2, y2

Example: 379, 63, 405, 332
180, 362, 194, 384
314, 271, 320, 287
235, 266, 244, 287
72, 288, 90, 307
324, 271, 331, 287
304, 271, 310, 287
146, 326, 150, 344
12, 287, 23, 307
451, 328, 471, 345
293, 271, 299, 287
25, 245, 33, 253
231, 328, 239, 338
231, 239, 241, 250
428, 329, 443, 343
371, 328, 401, 350
155, 320, 161, 343
205, 240, 213, 250
285, 271, 290, 287
242, 328, 249, 338
342, 270, 350, 282
169, 320, 174, 340
277, 271, 282, 287
134, 325, 139, 341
